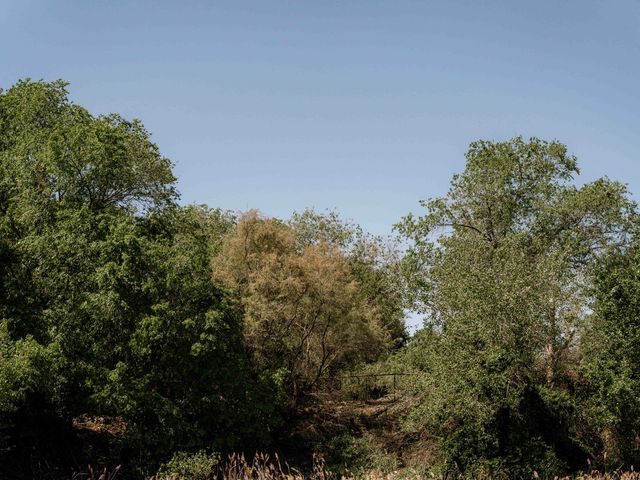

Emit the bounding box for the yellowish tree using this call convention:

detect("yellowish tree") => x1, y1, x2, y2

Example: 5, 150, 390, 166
214, 211, 392, 400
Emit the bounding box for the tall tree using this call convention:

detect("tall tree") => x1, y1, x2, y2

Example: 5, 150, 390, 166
580, 231, 640, 468
396, 137, 635, 476
0, 81, 279, 475
289, 209, 406, 345
214, 211, 397, 401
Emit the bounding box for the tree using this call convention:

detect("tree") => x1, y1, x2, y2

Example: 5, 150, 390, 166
396, 137, 635, 476
214, 211, 397, 401
0, 79, 177, 338
0, 80, 281, 475
580, 232, 640, 468
90, 206, 279, 464
289, 209, 406, 345
0, 80, 176, 217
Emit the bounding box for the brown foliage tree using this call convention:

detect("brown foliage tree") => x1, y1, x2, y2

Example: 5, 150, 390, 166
214, 211, 393, 400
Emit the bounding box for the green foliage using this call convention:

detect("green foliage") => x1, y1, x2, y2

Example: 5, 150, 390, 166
2, 79, 640, 479
0, 321, 50, 413
395, 137, 635, 476
323, 433, 397, 476
290, 209, 406, 345
156, 450, 220, 480
0, 80, 283, 474
0, 79, 176, 218
580, 234, 640, 468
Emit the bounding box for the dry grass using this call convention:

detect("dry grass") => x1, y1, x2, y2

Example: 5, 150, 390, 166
569, 473, 640, 480
342, 469, 640, 480
351, 470, 640, 480
76, 455, 640, 480
221, 453, 336, 480
71, 464, 121, 480
217, 465, 640, 480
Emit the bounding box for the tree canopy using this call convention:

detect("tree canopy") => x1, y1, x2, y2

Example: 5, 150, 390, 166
214, 210, 403, 401
396, 137, 637, 476
1, 80, 639, 479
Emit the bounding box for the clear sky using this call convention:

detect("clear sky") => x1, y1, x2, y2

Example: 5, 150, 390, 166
1, 1, 638, 238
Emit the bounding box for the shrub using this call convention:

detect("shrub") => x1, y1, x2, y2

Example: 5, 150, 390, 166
155, 451, 220, 480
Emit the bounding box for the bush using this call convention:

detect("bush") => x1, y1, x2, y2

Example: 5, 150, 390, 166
155, 450, 220, 480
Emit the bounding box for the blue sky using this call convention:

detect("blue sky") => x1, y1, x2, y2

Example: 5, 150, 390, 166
1, 1, 638, 238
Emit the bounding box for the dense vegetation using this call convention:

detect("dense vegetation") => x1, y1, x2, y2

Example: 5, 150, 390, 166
0, 80, 639, 479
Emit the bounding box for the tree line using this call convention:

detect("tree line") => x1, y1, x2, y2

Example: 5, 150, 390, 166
0, 80, 639, 478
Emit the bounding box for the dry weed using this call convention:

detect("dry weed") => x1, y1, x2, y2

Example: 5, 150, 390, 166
221, 453, 337, 480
